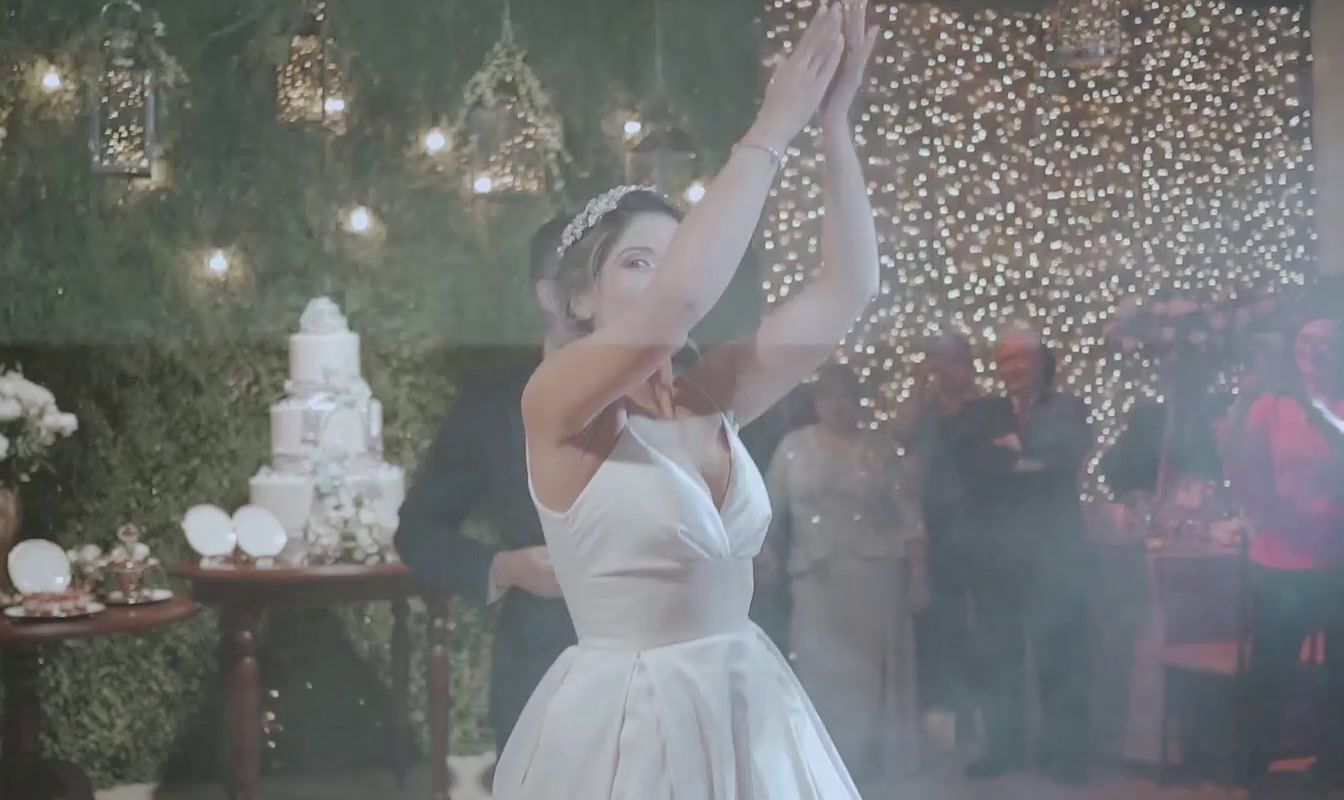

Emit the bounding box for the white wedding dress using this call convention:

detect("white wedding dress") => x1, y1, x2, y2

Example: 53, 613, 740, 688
492, 406, 861, 799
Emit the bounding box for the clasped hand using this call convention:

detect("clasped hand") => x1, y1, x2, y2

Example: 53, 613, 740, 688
750, 0, 880, 152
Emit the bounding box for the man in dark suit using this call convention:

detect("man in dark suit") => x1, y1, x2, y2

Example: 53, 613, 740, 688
960, 325, 1094, 784
395, 215, 577, 755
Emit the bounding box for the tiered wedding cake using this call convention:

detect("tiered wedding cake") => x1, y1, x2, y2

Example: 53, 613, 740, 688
248, 297, 404, 563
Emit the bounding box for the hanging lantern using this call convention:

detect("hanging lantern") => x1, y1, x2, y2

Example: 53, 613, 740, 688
276, 1, 349, 134
88, 1, 158, 176
461, 99, 547, 196
0, 56, 15, 154
0, 95, 10, 156
1053, 0, 1124, 72
599, 83, 642, 158
453, 4, 567, 199
624, 97, 698, 200
622, 0, 698, 200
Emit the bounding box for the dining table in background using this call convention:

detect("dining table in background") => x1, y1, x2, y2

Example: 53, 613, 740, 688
0, 595, 200, 800
175, 561, 454, 800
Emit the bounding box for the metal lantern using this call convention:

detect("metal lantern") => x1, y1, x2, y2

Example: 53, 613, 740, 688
452, 5, 567, 199
462, 98, 548, 197
1054, 0, 1124, 72
89, 1, 157, 176
276, 1, 348, 134
0, 101, 10, 157
624, 98, 698, 200
0, 60, 14, 156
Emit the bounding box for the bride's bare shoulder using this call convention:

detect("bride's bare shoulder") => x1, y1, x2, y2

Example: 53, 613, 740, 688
526, 403, 625, 512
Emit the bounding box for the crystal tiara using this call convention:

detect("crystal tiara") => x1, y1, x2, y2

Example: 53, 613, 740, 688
556, 184, 661, 259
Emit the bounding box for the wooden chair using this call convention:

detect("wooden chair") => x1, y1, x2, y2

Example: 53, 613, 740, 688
1152, 535, 1251, 784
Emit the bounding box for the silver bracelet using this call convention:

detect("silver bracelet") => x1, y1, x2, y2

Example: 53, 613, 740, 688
733, 140, 786, 170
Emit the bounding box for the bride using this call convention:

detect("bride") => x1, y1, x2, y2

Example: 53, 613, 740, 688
493, 2, 880, 796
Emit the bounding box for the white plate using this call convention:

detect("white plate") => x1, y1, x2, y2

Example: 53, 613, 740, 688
4, 600, 105, 621
182, 505, 237, 557
232, 505, 287, 558
104, 587, 173, 606
7, 540, 72, 595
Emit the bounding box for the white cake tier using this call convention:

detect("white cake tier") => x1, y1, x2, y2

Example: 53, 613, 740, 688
247, 469, 313, 536
249, 463, 405, 537
289, 330, 362, 391
271, 395, 382, 463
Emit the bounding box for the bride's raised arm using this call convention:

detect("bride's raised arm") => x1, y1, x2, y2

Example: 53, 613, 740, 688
691, 0, 881, 427
522, 4, 845, 443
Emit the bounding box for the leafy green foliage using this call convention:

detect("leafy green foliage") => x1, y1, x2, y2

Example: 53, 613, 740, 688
0, 0, 756, 786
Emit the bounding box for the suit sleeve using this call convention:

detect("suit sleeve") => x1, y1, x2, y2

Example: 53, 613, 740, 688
1028, 395, 1093, 477
394, 382, 499, 606
952, 401, 1021, 486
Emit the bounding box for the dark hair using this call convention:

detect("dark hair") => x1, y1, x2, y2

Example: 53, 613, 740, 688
1041, 344, 1057, 389
922, 331, 973, 364
529, 213, 572, 285
786, 383, 819, 428
554, 189, 684, 331
672, 337, 701, 373
1241, 331, 1294, 397
815, 362, 862, 405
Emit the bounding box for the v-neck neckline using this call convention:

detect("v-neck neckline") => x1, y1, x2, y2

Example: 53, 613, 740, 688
624, 412, 737, 517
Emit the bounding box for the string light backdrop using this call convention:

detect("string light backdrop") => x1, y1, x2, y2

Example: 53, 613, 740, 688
760, 0, 1314, 489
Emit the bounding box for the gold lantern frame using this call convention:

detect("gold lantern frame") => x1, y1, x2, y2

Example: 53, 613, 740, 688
451, 3, 568, 199
87, 1, 168, 176
276, 1, 350, 135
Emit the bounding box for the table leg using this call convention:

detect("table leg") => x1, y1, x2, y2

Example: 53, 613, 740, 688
390, 598, 410, 788
2, 646, 40, 760
427, 595, 452, 800
1, 647, 94, 800
221, 607, 262, 800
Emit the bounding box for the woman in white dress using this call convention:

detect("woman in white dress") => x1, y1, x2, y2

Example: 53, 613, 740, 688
764, 363, 927, 784
493, 2, 880, 797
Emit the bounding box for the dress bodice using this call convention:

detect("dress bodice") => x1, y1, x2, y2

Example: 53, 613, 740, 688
528, 412, 772, 650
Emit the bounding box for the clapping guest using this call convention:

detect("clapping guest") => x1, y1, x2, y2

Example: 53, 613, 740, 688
1225, 318, 1344, 790
764, 363, 926, 784
744, 382, 817, 651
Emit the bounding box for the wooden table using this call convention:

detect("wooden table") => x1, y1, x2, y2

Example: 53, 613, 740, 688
175, 562, 452, 800
0, 595, 200, 800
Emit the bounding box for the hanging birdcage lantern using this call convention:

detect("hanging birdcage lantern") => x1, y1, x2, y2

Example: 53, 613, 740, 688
88, 1, 159, 176
622, 0, 699, 201
1053, 0, 1125, 72
453, 3, 567, 199
624, 97, 698, 200
461, 100, 546, 196
276, 1, 349, 134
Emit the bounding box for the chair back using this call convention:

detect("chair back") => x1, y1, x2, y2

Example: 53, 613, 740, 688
1151, 541, 1247, 651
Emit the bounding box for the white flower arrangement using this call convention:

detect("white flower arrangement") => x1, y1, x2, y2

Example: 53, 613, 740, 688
304, 459, 398, 565
0, 368, 77, 484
